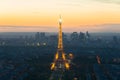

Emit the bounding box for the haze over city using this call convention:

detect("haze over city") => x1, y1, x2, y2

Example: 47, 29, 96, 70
0, 0, 120, 32
0, 0, 120, 80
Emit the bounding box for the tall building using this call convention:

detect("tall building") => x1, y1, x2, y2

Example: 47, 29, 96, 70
50, 16, 72, 80
49, 35, 57, 46
86, 31, 90, 39
35, 32, 40, 41
40, 32, 45, 38
79, 32, 86, 41
71, 32, 79, 41
112, 36, 118, 45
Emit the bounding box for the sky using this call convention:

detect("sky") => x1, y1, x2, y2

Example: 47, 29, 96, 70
0, 0, 120, 32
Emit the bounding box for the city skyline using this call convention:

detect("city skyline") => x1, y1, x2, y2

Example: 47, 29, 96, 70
0, 0, 120, 32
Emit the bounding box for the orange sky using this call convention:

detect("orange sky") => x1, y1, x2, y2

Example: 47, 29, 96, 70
0, 0, 120, 32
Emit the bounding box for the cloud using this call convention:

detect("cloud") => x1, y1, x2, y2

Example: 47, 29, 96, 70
0, 25, 57, 32
92, 24, 120, 32
0, 24, 120, 32
0, 25, 55, 29
92, 0, 120, 4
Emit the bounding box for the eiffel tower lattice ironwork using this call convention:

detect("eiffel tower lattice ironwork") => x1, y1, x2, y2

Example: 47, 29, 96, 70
50, 16, 70, 80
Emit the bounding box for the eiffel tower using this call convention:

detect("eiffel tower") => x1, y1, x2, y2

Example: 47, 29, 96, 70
50, 16, 70, 80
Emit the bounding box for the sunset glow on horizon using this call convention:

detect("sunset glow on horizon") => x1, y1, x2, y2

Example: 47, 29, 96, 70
0, 0, 120, 32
